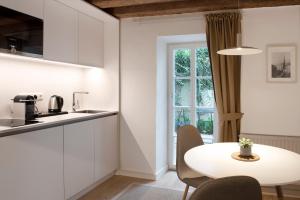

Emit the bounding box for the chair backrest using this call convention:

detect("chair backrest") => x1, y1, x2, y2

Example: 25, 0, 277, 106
189, 176, 262, 200
176, 125, 204, 181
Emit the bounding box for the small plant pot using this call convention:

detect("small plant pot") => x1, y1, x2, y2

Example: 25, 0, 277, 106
240, 146, 252, 157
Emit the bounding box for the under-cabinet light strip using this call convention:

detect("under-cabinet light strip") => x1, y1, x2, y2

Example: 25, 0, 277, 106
0, 52, 95, 69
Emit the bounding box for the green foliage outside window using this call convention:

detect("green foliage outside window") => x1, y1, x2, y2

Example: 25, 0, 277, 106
196, 79, 213, 107
196, 113, 214, 135
196, 48, 211, 76
174, 48, 214, 135
175, 49, 190, 77
175, 49, 190, 106
175, 109, 191, 131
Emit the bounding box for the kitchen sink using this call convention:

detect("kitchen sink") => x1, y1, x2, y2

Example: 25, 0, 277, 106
73, 110, 107, 114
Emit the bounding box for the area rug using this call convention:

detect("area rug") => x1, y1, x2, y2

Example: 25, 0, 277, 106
112, 183, 191, 200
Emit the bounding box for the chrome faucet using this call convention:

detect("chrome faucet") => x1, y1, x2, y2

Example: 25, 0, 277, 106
72, 91, 89, 111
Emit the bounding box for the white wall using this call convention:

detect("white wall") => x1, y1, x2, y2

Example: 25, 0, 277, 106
120, 6, 300, 178
0, 56, 118, 117
120, 14, 206, 177
0, 56, 84, 117
155, 38, 168, 176
241, 6, 300, 136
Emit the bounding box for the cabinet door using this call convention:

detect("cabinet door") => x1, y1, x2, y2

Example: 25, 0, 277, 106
64, 121, 94, 199
44, 0, 78, 63
0, 0, 43, 19
78, 13, 104, 68
94, 115, 118, 181
0, 127, 64, 200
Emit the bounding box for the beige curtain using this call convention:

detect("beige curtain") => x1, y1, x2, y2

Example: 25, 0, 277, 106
206, 13, 243, 142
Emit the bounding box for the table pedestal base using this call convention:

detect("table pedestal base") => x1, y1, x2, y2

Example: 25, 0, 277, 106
275, 186, 283, 200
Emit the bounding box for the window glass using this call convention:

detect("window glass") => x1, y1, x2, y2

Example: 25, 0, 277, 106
169, 44, 215, 167
175, 49, 191, 77
196, 78, 214, 107
175, 79, 191, 106
196, 48, 211, 76
196, 109, 214, 135
175, 108, 191, 132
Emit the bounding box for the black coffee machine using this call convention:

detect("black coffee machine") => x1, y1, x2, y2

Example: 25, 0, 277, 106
13, 95, 36, 120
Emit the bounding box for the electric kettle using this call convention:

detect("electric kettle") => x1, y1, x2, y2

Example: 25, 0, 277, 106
48, 95, 64, 113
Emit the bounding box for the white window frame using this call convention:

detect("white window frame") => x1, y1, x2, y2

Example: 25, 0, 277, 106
167, 42, 216, 169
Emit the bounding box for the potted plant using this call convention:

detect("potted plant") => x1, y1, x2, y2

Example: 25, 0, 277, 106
239, 137, 253, 157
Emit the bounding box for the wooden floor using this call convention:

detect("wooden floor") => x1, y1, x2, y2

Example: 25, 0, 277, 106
79, 171, 300, 200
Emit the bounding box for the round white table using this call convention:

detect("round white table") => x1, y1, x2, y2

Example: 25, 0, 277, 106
184, 143, 300, 198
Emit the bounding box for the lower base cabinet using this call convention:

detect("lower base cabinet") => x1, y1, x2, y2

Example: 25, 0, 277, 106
94, 115, 118, 181
0, 115, 118, 200
0, 127, 64, 200
64, 120, 94, 199
64, 115, 119, 199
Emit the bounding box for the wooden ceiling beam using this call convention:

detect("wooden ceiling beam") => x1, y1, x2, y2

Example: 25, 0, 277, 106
89, 0, 183, 8
241, 0, 300, 9
104, 0, 236, 18
102, 0, 300, 18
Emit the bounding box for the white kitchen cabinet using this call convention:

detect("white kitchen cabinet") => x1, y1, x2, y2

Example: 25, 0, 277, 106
44, 0, 78, 63
0, 115, 119, 200
78, 12, 104, 68
1, 0, 106, 68
0, 0, 43, 19
93, 115, 118, 181
64, 120, 94, 199
0, 127, 64, 200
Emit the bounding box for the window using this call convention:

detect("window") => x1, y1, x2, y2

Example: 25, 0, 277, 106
168, 43, 215, 167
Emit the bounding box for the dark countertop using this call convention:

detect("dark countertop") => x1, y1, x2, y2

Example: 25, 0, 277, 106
0, 111, 118, 138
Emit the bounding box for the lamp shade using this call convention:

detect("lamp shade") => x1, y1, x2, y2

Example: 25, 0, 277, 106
217, 46, 262, 55
217, 33, 262, 56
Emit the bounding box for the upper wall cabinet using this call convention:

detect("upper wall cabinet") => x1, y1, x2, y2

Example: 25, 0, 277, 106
78, 13, 104, 68
43, 0, 78, 64
0, 0, 43, 19
1, 0, 106, 68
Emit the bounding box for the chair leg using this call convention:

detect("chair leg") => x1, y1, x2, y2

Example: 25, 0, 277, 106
182, 185, 189, 200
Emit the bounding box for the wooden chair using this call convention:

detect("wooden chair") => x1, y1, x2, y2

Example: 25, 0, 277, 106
176, 125, 210, 200
189, 176, 262, 200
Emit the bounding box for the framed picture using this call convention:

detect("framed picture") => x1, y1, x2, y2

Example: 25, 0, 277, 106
267, 45, 296, 82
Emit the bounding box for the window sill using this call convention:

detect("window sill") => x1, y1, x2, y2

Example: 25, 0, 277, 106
202, 134, 213, 144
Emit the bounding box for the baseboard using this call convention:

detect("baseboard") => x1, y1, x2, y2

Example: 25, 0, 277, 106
116, 169, 157, 180
155, 165, 168, 180
68, 171, 116, 200
116, 166, 168, 181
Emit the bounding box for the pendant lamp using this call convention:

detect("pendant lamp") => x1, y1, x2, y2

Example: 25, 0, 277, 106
216, 0, 262, 56
217, 33, 262, 55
